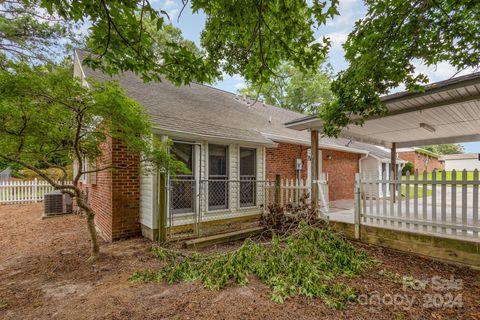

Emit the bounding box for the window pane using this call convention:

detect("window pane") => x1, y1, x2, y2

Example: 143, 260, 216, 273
171, 142, 193, 174
171, 179, 195, 214
209, 145, 228, 177
240, 148, 256, 177
208, 179, 228, 210
240, 148, 256, 207
208, 144, 228, 210
170, 142, 194, 214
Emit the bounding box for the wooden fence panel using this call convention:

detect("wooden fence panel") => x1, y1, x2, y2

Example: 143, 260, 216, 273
405, 171, 410, 229
357, 169, 480, 241
0, 179, 72, 204
473, 170, 479, 238
432, 170, 437, 233
451, 170, 457, 236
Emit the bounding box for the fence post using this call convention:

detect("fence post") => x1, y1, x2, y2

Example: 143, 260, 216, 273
33, 178, 38, 203
354, 173, 361, 240
158, 173, 167, 243
390, 142, 397, 203
274, 174, 281, 206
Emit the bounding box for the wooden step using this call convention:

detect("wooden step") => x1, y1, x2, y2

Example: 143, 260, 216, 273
183, 226, 264, 249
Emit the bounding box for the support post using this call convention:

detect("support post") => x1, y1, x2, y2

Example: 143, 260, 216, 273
274, 174, 281, 206
158, 172, 167, 243
390, 142, 397, 203
354, 173, 361, 239
311, 130, 319, 208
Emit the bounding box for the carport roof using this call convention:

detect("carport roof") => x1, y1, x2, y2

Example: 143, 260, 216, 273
285, 72, 480, 148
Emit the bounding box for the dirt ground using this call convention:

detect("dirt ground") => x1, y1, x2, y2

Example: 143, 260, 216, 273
0, 204, 479, 320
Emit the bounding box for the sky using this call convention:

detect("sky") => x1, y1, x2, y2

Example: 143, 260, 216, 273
150, 0, 480, 153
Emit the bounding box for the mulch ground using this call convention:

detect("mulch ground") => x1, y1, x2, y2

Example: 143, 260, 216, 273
0, 204, 479, 320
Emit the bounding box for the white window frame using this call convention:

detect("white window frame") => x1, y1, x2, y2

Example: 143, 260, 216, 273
206, 143, 230, 212
238, 146, 257, 208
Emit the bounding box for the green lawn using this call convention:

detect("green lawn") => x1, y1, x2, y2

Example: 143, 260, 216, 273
400, 186, 432, 199
402, 170, 476, 181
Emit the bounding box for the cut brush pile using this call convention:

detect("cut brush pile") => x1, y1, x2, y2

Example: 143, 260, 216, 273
130, 221, 373, 309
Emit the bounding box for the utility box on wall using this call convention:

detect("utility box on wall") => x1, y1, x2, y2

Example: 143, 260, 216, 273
295, 158, 303, 171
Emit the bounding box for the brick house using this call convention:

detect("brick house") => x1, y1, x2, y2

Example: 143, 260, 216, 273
73, 49, 396, 241
397, 147, 443, 172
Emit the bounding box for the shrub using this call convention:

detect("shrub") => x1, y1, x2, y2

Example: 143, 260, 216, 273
402, 162, 414, 175
19, 165, 73, 180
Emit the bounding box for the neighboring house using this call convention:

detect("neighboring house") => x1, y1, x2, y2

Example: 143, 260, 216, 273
441, 153, 480, 171
73, 49, 397, 241
397, 147, 443, 172
0, 168, 11, 181
358, 145, 406, 198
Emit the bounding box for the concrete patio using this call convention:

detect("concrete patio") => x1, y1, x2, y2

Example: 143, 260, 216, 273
327, 186, 480, 242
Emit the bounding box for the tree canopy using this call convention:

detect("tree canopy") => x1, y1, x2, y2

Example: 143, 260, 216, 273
240, 62, 334, 114
0, 0, 342, 258
1, 0, 339, 87
0, 63, 186, 258
321, 0, 480, 136
423, 144, 465, 155
0, 0, 75, 65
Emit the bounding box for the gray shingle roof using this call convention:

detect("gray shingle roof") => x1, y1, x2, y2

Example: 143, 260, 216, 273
75, 49, 393, 159
441, 153, 479, 160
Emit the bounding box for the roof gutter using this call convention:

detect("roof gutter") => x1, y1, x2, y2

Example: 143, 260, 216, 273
320, 144, 369, 155
260, 132, 310, 146
261, 132, 369, 154
152, 127, 278, 147
284, 115, 317, 127
413, 147, 441, 159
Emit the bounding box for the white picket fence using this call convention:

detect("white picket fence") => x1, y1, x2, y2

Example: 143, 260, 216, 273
274, 173, 329, 209
355, 169, 480, 240
0, 179, 72, 204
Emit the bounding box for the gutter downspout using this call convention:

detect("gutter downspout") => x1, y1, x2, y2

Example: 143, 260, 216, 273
358, 152, 370, 176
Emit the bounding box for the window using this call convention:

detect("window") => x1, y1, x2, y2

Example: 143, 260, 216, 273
76, 156, 94, 184
170, 142, 195, 214
80, 157, 88, 184
88, 160, 97, 185
209, 144, 228, 178
240, 148, 256, 207
208, 144, 228, 210
171, 142, 194, 175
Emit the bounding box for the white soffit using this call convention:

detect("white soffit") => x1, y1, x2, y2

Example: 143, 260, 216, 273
285, 73, 480, 148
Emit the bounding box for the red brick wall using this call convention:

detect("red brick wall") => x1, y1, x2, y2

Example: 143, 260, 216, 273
265, 142, 360, 201
87, 137, 113, 241
80, 137, 141, 242
265, 142, 308, 181
110, 139, 141, 240
321, 149, 360, 201
398, 151, 443, 172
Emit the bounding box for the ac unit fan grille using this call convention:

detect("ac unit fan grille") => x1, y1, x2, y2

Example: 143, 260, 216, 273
44, 192, 64, 215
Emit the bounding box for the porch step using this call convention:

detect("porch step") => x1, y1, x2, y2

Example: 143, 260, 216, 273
183, 226, 265, 249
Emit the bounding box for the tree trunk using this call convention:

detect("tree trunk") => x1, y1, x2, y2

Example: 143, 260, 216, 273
76, 192, 100, 260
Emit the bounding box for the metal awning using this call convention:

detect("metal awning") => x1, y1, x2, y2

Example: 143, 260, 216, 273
285, 72, 480, 148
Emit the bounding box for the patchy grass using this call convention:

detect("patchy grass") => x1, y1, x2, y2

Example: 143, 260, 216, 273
130, 223, 374, 309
